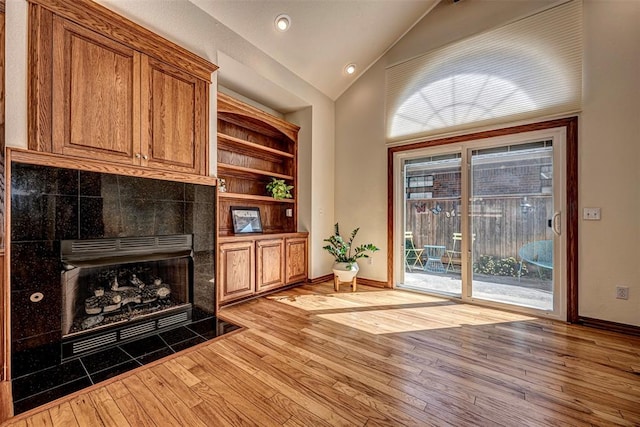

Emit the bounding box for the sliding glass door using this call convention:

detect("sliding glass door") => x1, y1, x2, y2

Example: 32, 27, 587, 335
395, 128, 566, 319
401, 152, 462, 296
469, 141, 560, 313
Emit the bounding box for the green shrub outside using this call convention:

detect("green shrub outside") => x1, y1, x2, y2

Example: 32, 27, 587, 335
473, 255, 525, 277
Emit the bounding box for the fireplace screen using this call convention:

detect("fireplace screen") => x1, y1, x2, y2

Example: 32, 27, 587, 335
61, 235, 193, 339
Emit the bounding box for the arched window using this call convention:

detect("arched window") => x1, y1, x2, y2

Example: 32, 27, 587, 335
392, 73, 537, 137
386, 1, 582, 142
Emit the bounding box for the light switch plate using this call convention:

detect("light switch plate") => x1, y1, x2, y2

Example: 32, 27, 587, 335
583, 207, 601, 220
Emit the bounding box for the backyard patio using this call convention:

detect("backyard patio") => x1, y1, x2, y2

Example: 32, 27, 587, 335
401, 267, 553, 311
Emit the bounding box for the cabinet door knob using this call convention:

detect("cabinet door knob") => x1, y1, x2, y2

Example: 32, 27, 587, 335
135, 153, 141, 159
142, 155, 149, 160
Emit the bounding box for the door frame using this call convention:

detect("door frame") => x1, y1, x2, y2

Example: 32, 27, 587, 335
387, 117, 579, 322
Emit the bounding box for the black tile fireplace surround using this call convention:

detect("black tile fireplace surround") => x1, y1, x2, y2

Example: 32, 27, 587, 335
9, 162, 239, 414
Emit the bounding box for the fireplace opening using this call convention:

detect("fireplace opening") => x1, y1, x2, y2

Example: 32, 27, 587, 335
61, 235, 194, 358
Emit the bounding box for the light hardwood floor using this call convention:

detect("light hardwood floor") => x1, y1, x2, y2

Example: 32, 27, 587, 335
3, 282, 640, 426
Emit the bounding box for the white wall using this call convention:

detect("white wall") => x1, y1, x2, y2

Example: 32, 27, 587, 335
578, 1, 640, 325
5, 0, 335, 279
335, 0, 640, 326
335, 60, 388, 281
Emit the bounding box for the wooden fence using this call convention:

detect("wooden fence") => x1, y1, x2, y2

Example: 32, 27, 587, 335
406, 196, 553, 259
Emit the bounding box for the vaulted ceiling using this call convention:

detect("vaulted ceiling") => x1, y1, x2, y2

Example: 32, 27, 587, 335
190, 0, 440, 101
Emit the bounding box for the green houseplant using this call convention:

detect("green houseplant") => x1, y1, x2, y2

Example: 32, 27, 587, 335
266, 177, 293, 200
323, 223, 379, 282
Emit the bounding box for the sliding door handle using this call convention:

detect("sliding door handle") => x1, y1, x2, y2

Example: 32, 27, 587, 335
553, 211, 561, 236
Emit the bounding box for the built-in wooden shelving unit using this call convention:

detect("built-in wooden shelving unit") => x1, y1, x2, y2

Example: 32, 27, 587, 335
216, 93, 308, 307
216, 93, 300, 235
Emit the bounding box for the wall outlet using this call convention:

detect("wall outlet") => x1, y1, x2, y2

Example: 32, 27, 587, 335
367, 257, 373, 265
583, 207, 601, 220
285, 208, 293, 217
616, 286, 629, 300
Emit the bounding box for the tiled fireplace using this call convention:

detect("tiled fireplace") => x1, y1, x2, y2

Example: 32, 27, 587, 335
9, 163, 239, 414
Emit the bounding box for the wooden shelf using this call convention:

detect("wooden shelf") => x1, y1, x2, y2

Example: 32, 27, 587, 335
218, 93, 300, 142
218, 163, 293, 180
218, 133, 294, 159
218, 231, 308, 242
219, 192, 295, 204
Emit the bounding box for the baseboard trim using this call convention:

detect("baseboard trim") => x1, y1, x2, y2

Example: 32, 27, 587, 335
357, 278, 391, 288
307, 274, 333, 285
307, 275, 389, 288
0, 380, 13, 422
579, 316, 640, 337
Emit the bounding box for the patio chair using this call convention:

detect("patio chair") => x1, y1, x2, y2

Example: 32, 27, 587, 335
423, 244, 446, 273
446, 232, 475, 272
518, 240, 553, 279
404, 232, 424, 271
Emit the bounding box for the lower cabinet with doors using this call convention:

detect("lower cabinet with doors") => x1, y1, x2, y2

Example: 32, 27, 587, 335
218, 233, 308, 305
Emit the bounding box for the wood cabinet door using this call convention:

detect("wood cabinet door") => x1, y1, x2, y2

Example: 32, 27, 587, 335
285, 237, 308, 285
256, 239, 285, 292
219, 241, 255, 303
52, 16, 139, 164
141, 56, 206, 175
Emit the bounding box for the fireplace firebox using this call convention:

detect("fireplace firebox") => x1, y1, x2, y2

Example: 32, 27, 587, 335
60, 234, 194, 358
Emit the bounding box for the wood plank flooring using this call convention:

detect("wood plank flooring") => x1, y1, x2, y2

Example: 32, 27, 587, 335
3, 282, 640, 426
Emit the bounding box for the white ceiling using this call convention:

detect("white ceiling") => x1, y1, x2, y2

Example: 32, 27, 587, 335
190, 0, 440, 101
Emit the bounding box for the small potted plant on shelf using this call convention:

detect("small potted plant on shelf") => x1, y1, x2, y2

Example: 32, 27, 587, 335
266, 177, 293, 200
322, 223, 379, 283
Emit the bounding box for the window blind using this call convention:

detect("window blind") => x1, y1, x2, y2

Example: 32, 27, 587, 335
386, 0, 582, 143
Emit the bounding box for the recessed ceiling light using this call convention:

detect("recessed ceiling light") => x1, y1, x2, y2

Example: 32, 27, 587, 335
275, 14, 291, 32
345, 64, 357, 75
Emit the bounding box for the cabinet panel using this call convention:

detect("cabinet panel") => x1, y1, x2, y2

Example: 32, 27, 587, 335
29, 2, 216, 178
219, 241, 255, 303
256, 239, 285, 292
52, 16, 138, 164
286, 237, 307, 285
141, 57, 206, 174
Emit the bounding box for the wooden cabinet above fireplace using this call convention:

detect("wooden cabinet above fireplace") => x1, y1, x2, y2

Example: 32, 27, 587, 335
27, 0, 216, 177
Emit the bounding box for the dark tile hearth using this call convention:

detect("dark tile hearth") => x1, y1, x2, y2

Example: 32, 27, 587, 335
81, 347, 133, 374
159, 325, 197, 345
11, 317, 240, 415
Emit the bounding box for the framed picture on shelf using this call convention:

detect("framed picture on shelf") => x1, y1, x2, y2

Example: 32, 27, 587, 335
230, 206, 263, 233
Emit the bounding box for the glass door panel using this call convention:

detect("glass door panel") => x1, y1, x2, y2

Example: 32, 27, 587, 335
401, 153, 462, 296
469, 141, 554, 311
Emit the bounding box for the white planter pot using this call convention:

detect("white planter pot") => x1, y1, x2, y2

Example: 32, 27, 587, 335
332, 262, 359, 282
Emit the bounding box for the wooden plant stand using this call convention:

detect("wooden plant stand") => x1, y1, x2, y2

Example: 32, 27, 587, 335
334, 275, 357, 292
